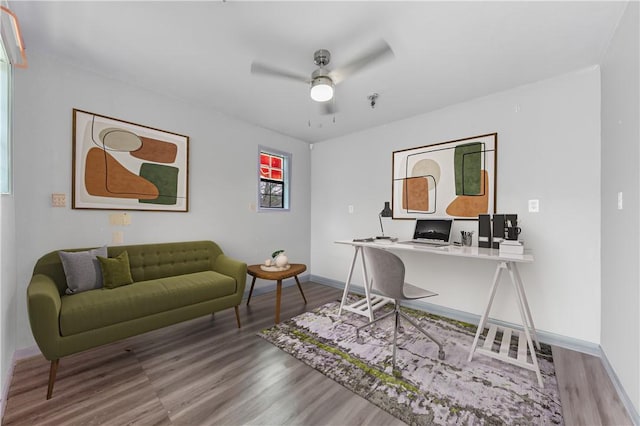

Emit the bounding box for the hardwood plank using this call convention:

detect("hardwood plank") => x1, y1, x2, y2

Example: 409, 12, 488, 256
553, 345, 633, 425
3, 282, 633, 425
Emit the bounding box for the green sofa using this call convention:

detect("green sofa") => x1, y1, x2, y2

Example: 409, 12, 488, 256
27, 240, 247, 399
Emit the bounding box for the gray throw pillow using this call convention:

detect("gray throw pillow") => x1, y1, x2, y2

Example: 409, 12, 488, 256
59, 246, 108, 295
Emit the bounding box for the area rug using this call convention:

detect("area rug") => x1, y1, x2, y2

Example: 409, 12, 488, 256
259, 297, 563, 425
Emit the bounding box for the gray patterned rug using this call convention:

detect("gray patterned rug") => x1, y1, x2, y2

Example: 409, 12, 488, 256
259, 297, 563, 425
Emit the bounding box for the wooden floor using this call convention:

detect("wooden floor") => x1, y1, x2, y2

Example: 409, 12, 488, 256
3, 282, 633, 425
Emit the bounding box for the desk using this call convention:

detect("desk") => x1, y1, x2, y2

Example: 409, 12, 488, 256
335, 240, 543, 387
247, 264, 308, 324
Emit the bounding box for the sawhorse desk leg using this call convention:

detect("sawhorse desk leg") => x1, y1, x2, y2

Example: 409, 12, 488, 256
468, 261, 543, 387
338, 245, 393, 321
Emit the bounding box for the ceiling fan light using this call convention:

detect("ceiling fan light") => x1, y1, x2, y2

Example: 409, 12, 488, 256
310, 76, 334, 102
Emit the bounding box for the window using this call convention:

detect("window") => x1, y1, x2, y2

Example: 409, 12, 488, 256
258, 147, 290, 211
0, 34, 10, 194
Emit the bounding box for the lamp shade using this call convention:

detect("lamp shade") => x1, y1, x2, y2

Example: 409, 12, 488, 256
379, 201, 392, 217
310, 76, 334, 102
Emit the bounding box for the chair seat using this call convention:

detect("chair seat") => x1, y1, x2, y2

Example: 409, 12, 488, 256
402, 282, 437, 300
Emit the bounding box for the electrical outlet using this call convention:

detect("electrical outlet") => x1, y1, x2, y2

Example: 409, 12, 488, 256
528, 199, 539, 213
348, 205, 354, 214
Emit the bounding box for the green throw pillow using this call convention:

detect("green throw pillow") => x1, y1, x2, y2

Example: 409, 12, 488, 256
97, 251, 134, 289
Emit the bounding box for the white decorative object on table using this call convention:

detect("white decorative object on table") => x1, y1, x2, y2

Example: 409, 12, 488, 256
262, 249, 289, 271
275, 253, 288, 268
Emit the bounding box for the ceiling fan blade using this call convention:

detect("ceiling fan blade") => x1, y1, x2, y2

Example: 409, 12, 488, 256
330, 39, 394, 85
250, 62, 309, 84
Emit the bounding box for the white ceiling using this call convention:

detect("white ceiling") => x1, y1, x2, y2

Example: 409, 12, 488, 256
10, 1, 628, 143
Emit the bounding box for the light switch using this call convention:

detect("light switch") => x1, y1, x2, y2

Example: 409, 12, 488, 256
528, 199, 539, 213
51, 193, 66, 207
617, 192, 623, 210
348, 205, 354, 214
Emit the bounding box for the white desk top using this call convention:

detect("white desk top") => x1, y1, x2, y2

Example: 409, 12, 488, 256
335, 240, 534, 263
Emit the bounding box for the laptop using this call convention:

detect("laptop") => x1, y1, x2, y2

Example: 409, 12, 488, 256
404, 219, 453, 246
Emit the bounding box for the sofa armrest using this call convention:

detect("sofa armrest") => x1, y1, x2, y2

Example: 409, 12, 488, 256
27, 274, 62, 360
213, 255, 247, 295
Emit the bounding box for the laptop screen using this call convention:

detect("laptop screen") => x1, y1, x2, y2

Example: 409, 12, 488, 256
413, 219, 453, 242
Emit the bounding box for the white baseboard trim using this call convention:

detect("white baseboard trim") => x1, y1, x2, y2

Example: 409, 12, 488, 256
311, 274, 639, 424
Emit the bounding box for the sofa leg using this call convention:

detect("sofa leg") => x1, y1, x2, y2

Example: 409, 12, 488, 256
234, 305, 241, 328
47, 359, 59, 400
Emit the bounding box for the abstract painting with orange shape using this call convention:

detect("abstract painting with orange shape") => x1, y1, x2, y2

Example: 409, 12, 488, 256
72, 109, 189, 211
392, 133, 497, 220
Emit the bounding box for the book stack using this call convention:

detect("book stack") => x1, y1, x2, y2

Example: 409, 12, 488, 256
499, 240, 524, 255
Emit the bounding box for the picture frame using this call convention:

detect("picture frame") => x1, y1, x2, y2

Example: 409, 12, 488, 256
392, 133, 497, 220
72, 109, 189, 212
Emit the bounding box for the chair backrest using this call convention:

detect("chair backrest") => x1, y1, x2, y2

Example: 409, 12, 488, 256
362, 246, 406, 300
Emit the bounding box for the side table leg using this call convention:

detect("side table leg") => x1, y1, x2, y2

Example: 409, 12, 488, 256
275, 279, 282, 324
339, 246, 360, 316
294, 275, 307, 304
468, 262, 505, 362
247, 276, 257, 305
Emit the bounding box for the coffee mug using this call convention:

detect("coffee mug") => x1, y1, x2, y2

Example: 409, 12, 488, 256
505, 226, 521, 240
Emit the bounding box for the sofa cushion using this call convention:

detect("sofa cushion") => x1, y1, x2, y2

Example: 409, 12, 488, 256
98, 251, 134, 289
59, 246, 108, 294
59, 271, 237, 336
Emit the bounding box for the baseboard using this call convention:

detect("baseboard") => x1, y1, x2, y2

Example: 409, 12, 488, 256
599, 347, 640, 425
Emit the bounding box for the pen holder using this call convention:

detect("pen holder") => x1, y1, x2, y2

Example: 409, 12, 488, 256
461, 231, 474, 247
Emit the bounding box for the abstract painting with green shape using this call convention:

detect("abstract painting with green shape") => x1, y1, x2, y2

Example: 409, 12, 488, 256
138, 163, 179, 205
454, 142, 484, 195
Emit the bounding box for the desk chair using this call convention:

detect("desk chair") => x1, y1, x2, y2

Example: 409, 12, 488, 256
355, 247, 445, 372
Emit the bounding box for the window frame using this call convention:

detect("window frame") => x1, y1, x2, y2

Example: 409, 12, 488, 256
257, 146, 291, 212
0, 34, 11, 195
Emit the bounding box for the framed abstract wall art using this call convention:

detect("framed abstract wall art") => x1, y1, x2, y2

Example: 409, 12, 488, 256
72, 109, 189, 212
392, 133, 497, 220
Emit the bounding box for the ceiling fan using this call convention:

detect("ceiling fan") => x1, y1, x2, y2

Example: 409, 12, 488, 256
250, 40, 394, 113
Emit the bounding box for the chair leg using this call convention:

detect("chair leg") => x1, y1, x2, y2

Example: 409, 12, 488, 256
47, 359, 59, 400
392, 309, 400, 371
234, 305, 241, 328
399, 311, 445, 360
355, 310, 395, 343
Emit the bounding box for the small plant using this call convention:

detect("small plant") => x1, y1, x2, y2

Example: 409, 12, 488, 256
271, 249, 285, 259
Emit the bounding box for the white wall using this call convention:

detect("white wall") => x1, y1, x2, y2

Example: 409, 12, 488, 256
311, 67, 602, 343
601, 1, 640, 415
12, 51, 311, 350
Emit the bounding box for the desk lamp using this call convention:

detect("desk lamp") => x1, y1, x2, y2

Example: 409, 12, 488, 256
376, 201, 393, 239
